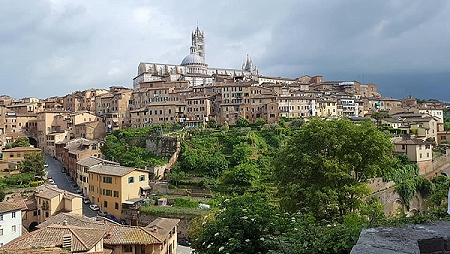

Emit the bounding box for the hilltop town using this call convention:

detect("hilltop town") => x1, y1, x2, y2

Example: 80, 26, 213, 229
0, 27, 450, 253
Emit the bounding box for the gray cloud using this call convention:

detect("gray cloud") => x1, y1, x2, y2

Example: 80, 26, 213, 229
1, 0, 449, 100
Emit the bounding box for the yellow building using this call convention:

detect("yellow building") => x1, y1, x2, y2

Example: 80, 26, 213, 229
30, 185, 83, 229
1, 147, 42, 163
88, 165, 150, 219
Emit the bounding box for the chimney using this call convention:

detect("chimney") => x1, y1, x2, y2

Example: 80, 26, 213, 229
62, 234, 72, 251
62, 220, 67, 226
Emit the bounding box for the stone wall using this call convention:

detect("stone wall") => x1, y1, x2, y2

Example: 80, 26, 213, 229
146, 135, 181, 179
351, 221, 450, 254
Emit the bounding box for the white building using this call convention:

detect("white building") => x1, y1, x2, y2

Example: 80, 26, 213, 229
133, 27, 259, 89
0, 202, 23, 247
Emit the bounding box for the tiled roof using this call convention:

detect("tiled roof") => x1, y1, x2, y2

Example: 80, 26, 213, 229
391, 137, 432, 145
0, 202, 23, 214
2, 147, 41, 152
35, 185, 82, 200
77, 157, 118, 167
2, 224, 106, 252
37, 212, 103, 229
88, 164, 140, 177
104, 225, 161, 245
145, 217, 180, 241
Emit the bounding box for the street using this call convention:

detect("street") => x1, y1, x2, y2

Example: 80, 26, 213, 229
177, 245, 195, 254
44, 155, 97, 217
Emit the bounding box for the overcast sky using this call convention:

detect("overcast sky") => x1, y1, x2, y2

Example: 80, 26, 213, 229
1, 0, 450, 101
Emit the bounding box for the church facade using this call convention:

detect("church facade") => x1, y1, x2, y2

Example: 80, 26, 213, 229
133, 27, 259, 89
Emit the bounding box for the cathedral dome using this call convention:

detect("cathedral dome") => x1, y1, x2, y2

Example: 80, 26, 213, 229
181, 53, 205, 66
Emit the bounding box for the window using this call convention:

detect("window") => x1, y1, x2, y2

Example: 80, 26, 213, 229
45, 212, 49, 217
0, 229, 3, 236
114, 191, 119, 197
0, 215, 3, 221
12, 212, 15, 218
128, 177, 135, 183
115, 202, 119, 210
104, 201, 108, 208
103, 177, 112, 183
33, 211, 38, 216
139, 175, 146, 182
11, 225, 16, 233
401, 144, 406, 150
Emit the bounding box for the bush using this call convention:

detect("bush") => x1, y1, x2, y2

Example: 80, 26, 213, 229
29, 181, 39, 187
174, 198, 199, 208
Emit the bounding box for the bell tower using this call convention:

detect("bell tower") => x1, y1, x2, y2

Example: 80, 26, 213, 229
192, 26, 205, 60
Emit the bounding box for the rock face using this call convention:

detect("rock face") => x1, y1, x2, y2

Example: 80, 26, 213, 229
351, 221, 450, 254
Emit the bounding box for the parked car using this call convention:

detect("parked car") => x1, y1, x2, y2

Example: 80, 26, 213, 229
48, 179, 55, 184
44, 164, 49, 167
106, 214, 117, 222
178, 238, 192, 247
61, 167, 66, 173
76, 189, 83, 195
89, 204, 100, 211
82, 197, 90, 204
47, 175, 52, 179
97, 210, 107, 217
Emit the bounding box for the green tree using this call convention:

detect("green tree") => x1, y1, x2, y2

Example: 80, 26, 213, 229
12, 137, 31, 148
236, 117, 250, 127
207, 118, 217, 128
218, 163, 260, 195
19, 152, 45, 176
254, 118, 266, 127
169, 170, 186, 186
192, 195, 282, 254
276, 118, 394, 220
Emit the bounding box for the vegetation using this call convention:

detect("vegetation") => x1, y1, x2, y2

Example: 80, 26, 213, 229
19, 152, 45, 177
276, 118, 394, 220
100, 125, 176, 167
129, 116, 450, 253
4, 137, 31, 149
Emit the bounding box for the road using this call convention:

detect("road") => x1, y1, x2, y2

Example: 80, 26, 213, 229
44, 155, 97, 217
177, 245, 195, 254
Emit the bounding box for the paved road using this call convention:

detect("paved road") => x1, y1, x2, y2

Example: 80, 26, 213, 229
177, 245, 195, 254
44, 155, 97, 217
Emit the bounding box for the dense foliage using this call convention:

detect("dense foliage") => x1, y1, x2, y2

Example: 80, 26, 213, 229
4, 137, 31, 149
276, 118, 395, 220
19, 152, 45, 176
100, 125, 174, 167
149, 117, 450, 254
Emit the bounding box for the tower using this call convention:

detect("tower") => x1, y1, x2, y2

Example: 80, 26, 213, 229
192, 26, 205, 60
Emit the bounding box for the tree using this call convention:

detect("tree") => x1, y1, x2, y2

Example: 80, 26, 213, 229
217, 163, 260, 195
19, 152, 45, 176
207, 118, 217, 128
236, 117, 249, 127
254, 118, 266, 127
276, 118, 395, 220
0, 190, 5, 202
13, 137, 31, 148
191, 195, 282, 254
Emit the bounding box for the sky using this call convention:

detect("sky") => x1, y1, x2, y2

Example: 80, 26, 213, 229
1, 0, 450, 101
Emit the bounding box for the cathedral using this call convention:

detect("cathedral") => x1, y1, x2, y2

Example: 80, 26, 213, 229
133, 26, 259, 89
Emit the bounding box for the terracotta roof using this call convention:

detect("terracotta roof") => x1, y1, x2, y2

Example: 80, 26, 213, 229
0, 246, 66, 254
37, 212, 104, 229
2, 147, 41, 152
2, 224, 106, 252
88, 164, 145, 177
145, 217, 180, 241
35, 185, 82, 200
391, 137, 432, 145
77, 157, 118, 167
104, 225, 161, 245
0, 202, 23, 213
